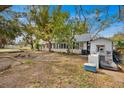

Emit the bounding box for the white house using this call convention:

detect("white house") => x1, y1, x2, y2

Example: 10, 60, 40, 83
90, 37, 113, 54
88, 37, 119, 70
41, 34, 92, 54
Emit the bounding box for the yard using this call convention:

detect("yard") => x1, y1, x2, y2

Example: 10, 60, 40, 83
0, 50, 124, 88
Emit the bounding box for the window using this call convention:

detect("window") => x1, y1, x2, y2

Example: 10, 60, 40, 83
58, 44, 63, 49
56, 43, 59, 49
63, 43, 66, 49
96, 45, 105, 53
73, 42, 79, 49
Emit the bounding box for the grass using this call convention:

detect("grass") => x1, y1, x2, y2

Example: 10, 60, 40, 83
19, 47, 31, 50
23, 59, 33, 64
0, 51, 124, 88
79, 72, 97, 88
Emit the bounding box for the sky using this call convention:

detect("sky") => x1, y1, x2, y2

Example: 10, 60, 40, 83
9, 5, 124, 42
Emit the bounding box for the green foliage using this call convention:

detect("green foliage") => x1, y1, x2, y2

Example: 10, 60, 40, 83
52, 9, 88, 53
27, 6, 51, 41
0, 11, 22, 48
116, 40, 124, 48
111, 32, 124, 48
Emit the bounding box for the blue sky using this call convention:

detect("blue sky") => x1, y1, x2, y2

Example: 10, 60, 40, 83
11, 5, 124, 38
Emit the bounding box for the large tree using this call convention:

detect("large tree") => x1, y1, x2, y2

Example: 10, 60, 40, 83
52, 6, 88, 53
18, 6, 52, 51
0, 9, 21, 48
21, 6, 70, 52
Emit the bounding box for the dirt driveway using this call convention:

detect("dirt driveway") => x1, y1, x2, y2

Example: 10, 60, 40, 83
0, 51, 124, 88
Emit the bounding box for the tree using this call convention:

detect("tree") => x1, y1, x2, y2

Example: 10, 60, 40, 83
112, 32, 124, 47
14, 6, 39, 50
23, 6, 52, 51
74, 6, 122, 39
0, 10, 22, 48
52, 6, 88, 54
19, 23, 36, 50
23, 6, 70, 52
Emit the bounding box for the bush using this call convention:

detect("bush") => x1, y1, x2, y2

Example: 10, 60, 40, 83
116, 40, 124, 48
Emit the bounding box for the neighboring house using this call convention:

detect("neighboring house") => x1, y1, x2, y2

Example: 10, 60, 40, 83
74, 34, 91, 54
40, 34, 92, 54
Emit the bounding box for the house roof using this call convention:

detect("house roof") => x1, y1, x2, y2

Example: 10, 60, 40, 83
74, 34, 91, 42
91, 37, 112, 42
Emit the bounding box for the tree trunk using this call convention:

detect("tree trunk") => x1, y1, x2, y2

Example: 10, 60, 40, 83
30, 36, 34, 50
0, 44, 2, 48
48, 41, 52, 52
31, 40, 34, 50
67, 44, 70, 54
67, 48, 70, 54
0, 38, 7, 48
0, 40, 2, 48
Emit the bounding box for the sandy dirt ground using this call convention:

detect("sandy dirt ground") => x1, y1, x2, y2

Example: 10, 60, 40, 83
0, 51, 124, 88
